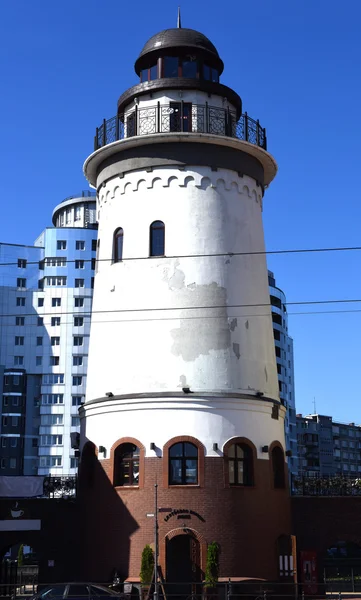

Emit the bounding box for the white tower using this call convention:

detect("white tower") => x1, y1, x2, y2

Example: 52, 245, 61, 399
80, 23, 291, 584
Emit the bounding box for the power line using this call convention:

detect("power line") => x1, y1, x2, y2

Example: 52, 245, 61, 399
0, 299, 361, 326
1, 244, 361, 268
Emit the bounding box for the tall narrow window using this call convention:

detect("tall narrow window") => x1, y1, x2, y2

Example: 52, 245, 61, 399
150, 221, 165, 257
228, 443, 253, 486
114, 443, 140, 486
272, 446, 286, 489
169, 442, 198, 485
113, 228, 124, 263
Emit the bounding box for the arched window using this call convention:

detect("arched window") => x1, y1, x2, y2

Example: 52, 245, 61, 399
228, 443, 253, 486
113, 228, 123, 263
150, 221, 165, 257
272, 446, 285, 489
114, 443, 140, 486
169, 442, 198, 485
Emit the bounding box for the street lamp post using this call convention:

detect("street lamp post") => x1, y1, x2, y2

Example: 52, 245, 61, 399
154, 483, 159, 600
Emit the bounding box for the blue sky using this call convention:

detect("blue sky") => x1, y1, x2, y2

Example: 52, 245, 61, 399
0, 0, 360, 421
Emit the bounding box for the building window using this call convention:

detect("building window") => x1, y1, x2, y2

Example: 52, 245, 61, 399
15, 336, 24, 346
18, 259, 27, 268
73, 356, 83, 366
50, 356, 60, 366
41, 394, 63, 405
10, 438, 18, 447
72, 396, 83, 406
41, 435, 63, 446
182, 57, 197, 78
37, 317, 43, 326
163, 56, 179, 77
150, 221, 165, 257
36, 356, 42, 366
75, 278, 84, 288
74, 206, 81, 221
51, 337, 60, 346
91, 258, 96, 270
72, 376, 82, 386
42, 374, 64, 384
36, 337, 43, 346
76, 240, 85, 250
2, 416, 8, 427
39, 456, 62, 467
10, 458, 17, 469
15, 317, 25, 326
169, 442, 198, 485
11, 416, 19, 427
74, 297, 84, 307
73, 336, 83, 346
51, 317, 61, 326
45, 277, 67, 286
14, 356, 24, 366
272, 446, 286, 489
38, 298, 44, 307
70, 457, 79, 469
74, 317, 84, 327
57, 240, 67, 250
16, 297, 25, 307
45, 257, 66, 267
41, 414, 63, 425
75, 260, 85, 269
114, 443, 140, 486
52, 298, 61, 307
17, 278, 26, 289
92, 239, 97, 252
32, 438, 38, 447
71, 416, 80, 427
227, 443, 253, 486
1, 438, 6, 447
113, 228, 124, 263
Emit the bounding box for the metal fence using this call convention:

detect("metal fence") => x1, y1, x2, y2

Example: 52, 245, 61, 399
1, 580, 360, 600
291, 473, 361, 496
42, 476, 77, 499
94, 103, 267, 151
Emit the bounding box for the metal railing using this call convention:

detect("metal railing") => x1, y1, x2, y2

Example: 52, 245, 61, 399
94, 103, 267, 151
292, 473, 361, 496
42, 475, 77, 499
62, 191, 96, 203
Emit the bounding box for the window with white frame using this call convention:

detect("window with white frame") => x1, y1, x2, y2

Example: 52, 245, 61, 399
73, 336, 83, 346
41, 394, 64, 405
73, 356, 83, 366
45, 258, 66, 267
15, 317, 25, 326
75, 278, 84, 288
15, 336, 24, 346
76, 240, 85, 250
42, 374, 64, 384
51, 337, 60, 346
74, 317, 84, 327
52, 298, 61, 307
75, 260, 84, 269
72, 376, 82, 386
39, 456, 62, 467
40, 434, 63, 446
51, 317, 61, 326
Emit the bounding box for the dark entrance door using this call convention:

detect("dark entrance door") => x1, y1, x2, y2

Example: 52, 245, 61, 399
170, 103, 192, 132
166, 534, 201, 598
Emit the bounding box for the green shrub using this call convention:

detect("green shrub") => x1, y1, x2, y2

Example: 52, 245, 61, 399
205, 541, 219, 588
140, 545, 154, 585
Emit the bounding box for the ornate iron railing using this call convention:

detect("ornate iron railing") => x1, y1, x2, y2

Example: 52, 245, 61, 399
292, 474, 361, 496
94, 102, 267, 151
43, 475, 77, 498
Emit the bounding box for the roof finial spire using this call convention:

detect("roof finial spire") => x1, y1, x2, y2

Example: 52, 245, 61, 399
177, 6, 182, 28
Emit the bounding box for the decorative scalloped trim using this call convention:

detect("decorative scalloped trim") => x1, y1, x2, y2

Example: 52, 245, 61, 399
98, 169, 260, 207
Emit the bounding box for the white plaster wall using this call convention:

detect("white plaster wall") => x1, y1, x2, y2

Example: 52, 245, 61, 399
86, 166, 279, 402
124, 89, 236, 115
82, 396, 286, 458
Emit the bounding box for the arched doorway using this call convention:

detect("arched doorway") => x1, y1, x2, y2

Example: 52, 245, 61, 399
1, 542, 38, 594
166, 534, 202, 597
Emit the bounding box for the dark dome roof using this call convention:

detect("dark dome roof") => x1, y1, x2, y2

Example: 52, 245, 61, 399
135, 28, 224, 75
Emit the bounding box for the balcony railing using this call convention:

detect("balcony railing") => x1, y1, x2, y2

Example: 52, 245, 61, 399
292, 474, 361, 496
94, 102, 267, 151
43, 475, 77, 498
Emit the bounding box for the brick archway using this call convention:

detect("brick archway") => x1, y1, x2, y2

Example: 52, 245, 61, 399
160, 527, 207, 580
